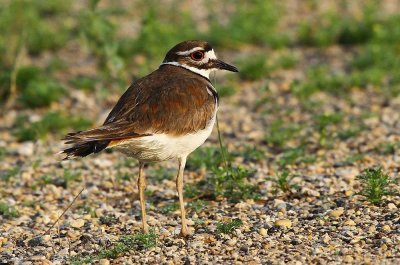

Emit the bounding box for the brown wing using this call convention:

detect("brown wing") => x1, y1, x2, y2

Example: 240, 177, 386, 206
65, 73, 216, 144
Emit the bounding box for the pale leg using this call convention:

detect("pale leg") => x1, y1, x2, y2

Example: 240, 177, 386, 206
137, 162, 149, 233
176, 156, 189, 236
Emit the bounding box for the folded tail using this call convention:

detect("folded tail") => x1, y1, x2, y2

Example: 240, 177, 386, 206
61, 139, 110, 160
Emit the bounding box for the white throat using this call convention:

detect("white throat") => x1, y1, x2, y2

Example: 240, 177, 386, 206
161, 62, 213, 79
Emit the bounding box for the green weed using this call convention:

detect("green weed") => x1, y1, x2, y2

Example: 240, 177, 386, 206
13, 112, 92, 142
314, 113, 343, 147
63, 170, 81, 187
266, 170, 299, 194
70, 229, 157, 264
159, 202, 179, 214
0, 202, 20, 219
265, 120, 301, 149
236, 55, 269, 81
216, 218, 243, 234
201, 165, 260, 202
187, 147, 226, 171
207, 0, 286, 48
99, 214, 118, 226
0, 147, 6, 161
19, 79, 65, 108
0, 167, 20, 182
356, 167, 397, 205
376, 141, 400, 155
277, 146, 316, 168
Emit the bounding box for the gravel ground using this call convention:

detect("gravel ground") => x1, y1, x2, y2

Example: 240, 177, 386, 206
1, 21, 400, 265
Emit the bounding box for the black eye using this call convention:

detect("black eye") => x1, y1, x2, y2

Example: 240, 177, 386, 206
190, 51, 204, 61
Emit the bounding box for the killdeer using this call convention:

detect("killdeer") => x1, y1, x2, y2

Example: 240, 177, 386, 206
62, 40, 238, 236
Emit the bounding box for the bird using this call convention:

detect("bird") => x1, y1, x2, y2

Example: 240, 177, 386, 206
61, 40, 238, 237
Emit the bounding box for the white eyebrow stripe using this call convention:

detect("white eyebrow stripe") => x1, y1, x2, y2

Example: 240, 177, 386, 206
176, 47, 203, 55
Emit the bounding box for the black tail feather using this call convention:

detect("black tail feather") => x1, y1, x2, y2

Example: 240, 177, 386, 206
62, 140, 110, 160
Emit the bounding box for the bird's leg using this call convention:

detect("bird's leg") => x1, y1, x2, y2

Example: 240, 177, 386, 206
176, 157, 189, 237
137, 162, 149, 233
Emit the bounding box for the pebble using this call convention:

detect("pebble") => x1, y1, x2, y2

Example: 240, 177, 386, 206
387, 203, 397, 210
259, 228, 268, 236
227, 239, 237, 246
17, 142, 34, 156
329, 207, 344, 218
99, 259, 110, 265
275, 219, 292, 228
344, 219, 356, 226
382, 225, 391, 231
70, 219, 85, 228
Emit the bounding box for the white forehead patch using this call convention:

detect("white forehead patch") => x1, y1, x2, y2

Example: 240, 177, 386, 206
205, 49, 217, 60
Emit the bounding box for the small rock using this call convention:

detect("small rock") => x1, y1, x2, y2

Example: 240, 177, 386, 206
17, 142, 34, 156
70, 219, 85, 228
93, 158, 113, 168
329, 207, 344, 218
28, 236, 44, 247
382, 225, 391, 231
368, 225, 376, 233
99, 259, 110, 265
344, 219, 356, 226
275, 219, 292, 228
322, 233, 331, 243
387, 203, 397, 210
227, 239, 237, 246
259, 228, 268, 236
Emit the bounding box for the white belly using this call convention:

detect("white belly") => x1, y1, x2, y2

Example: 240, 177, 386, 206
112, 114, 216, 162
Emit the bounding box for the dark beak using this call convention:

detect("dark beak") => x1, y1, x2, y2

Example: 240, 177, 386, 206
215, 59, 239, 72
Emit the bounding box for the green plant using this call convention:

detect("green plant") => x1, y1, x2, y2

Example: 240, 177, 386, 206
356, 167, 397, 205
99, 214, 118, 226
266, 170, 299, 194
265, 120, 301, 149
19, 79, 65, 108
236, 55, 269, 81
314, 113, 343, 146
216, 218, 243, 234
376, 141, 400, 155
202, 165, 260, 202
0, 202, 20, 219
159, 202, 179, 214
207, 0, 287, 48
188, 200, 207, 213
187, 147, 226, 171
0, 167, 20, 182
13, 112, 92, 142
63, 170, 81, 187
277, 146, 316, 168
70, 229, 157, 264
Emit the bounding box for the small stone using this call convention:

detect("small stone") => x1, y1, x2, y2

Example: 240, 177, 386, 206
382, 225, 391, 231
227, 239, 237, 246
387, 203, 397, 210
70, 219, 85, 228
259, 228, 268, 236
329, 207, 344, 218
345, 190, 353, 196
99, 259, 110, 265
28, 236, 44, 247
368, 225, 376, 233
322, 233, 331, 243
17, 142, 34, 156
344, 219, 356, 226
275, 219, 292, 228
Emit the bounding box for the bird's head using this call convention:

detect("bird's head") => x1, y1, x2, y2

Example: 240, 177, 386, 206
162, 40, 239, 79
